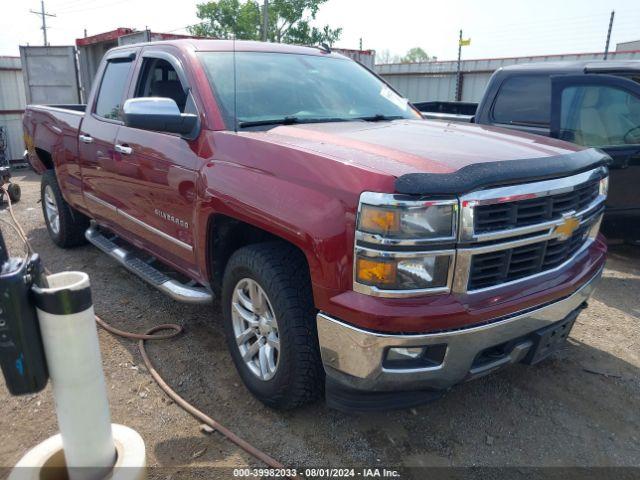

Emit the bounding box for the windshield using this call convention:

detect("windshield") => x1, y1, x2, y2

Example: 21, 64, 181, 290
198, 51, 419, 128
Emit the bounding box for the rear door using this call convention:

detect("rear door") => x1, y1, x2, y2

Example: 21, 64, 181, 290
110, 47, 201, 270
78, 49, 137, 224
551, 74, 640, 240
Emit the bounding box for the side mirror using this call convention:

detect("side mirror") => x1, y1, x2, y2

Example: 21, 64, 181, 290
122, 97, 198, 136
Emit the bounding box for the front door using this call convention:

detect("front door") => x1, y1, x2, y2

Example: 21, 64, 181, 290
551, 74, 640, 241
111, 48, 201, 273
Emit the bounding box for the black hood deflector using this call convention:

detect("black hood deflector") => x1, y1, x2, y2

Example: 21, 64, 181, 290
395, 148, 611, 196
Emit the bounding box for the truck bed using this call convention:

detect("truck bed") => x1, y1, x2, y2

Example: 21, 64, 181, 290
45, 104, 86, 112
23, 104, 85, 174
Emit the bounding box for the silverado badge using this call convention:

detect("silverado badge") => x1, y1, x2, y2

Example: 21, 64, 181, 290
155, 209, 189, 229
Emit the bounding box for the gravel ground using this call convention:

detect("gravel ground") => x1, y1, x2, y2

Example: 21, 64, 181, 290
0, 170, 639, 478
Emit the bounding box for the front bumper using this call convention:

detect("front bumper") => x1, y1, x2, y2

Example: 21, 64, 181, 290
317, 267, 602, 393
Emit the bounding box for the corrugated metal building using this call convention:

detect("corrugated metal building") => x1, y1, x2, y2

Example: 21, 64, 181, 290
19, 46, 81, 105
376, 49, 640, 103
0, 56, 26, 162
334, 48, 376, 69
617, 40, 640, 52
76, 28, 198, 101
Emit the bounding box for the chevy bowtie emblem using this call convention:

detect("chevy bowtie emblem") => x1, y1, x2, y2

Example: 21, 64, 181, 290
555, 214, 580, 241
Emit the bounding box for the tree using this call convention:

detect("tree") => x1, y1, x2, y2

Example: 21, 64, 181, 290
402, 47, 432, 63
189, 0, 342, 46
377, 49, 402, 64
190, 0, 261, 40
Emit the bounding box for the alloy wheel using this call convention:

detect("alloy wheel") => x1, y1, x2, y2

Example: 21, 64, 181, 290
43, 185, 60, 235
231, 278, 280, 381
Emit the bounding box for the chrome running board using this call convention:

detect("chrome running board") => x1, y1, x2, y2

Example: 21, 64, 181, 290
85, 224, 212, 304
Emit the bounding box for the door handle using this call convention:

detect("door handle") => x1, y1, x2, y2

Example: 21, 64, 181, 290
79, 134, 93, 144
115, 144, 133, 155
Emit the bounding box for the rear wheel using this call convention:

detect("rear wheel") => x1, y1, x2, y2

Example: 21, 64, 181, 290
221, 242, 324, 409
41, 170, 89, 248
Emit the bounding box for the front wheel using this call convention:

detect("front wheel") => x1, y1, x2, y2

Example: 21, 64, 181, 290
221, 242, 324, 410
41, 170, 89, 248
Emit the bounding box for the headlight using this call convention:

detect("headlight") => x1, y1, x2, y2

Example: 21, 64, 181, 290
354, 193, 458, 296
358, 193, 457, 243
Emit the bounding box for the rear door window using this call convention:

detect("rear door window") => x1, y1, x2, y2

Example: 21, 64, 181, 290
492, 75, 551, 126
94, 60, 133, 120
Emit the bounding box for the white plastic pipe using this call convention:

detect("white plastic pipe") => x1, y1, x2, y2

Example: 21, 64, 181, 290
33, 271, 116, 480
11, 424, 146, 480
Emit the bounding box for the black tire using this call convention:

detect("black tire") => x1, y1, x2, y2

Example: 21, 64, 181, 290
7, 183, 21, 203
221, 242, 324, 410
41, 170, 89, 248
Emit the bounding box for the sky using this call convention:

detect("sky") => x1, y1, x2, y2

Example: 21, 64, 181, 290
1, 0, 639, 62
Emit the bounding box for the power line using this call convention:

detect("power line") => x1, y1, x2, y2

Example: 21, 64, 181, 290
29, 1, 56, 46
468, 7, 640, 33
51, 0, 93, 10
54, 0, 114, 13
55, 0, 133, 14
166, 21, 208, 34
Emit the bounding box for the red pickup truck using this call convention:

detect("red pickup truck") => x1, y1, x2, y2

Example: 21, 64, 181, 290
23, 40, 609, 411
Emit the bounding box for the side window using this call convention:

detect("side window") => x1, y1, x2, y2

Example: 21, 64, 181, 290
94, 60, 133, 120
134, 58, 190, 113
492, 75, 551, 126
559, 85, 640, 147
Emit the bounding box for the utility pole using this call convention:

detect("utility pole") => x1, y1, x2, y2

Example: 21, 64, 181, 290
359, 38, 363, 50
30, 0, 56, 46
455, 29, 463, 101
603, 10, 615, 60
261, 0, 269, 42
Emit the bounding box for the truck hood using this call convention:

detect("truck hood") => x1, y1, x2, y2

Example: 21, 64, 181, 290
247, 119, 583, 178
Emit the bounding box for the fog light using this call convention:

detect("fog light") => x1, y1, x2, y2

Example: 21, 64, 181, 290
387, 347, 424, 361
384, 344, 448, 370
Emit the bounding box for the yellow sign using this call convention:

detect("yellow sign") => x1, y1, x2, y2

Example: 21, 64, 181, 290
459, 38, 471, 46
555, 215, 580, 241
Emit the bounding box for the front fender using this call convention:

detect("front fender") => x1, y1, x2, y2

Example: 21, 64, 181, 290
193, 131, 395, 309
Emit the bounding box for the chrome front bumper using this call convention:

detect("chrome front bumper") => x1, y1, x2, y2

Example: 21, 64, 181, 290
317, 268, 602, 392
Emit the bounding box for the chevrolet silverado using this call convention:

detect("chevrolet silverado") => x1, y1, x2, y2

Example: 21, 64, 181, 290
23, 40, 609, 411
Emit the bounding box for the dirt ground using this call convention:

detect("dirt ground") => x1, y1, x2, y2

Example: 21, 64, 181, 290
1, 170, 639, 478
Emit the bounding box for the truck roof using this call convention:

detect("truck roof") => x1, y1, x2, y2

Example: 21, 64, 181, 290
110, 39, 346, 59
500, 59, 640, 74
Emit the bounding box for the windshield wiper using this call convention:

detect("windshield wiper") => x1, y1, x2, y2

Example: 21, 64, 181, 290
356, 114, 405, 122
238, 116, 350, 128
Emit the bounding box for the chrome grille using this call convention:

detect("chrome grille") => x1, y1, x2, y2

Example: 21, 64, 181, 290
474, 180, 600, 233
468, 222, 590, 290
454, 167, 608, 293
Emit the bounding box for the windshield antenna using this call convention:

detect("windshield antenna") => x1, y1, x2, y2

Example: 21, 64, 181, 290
233, 30, 238, 133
